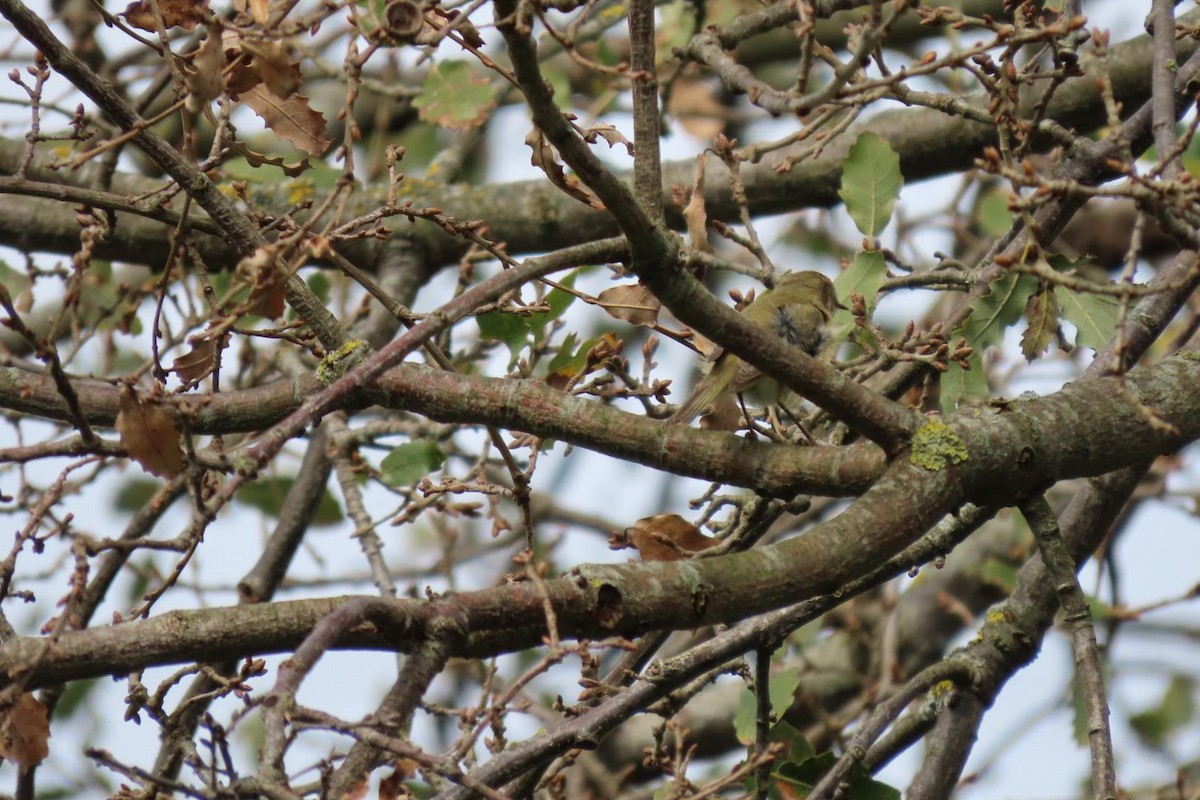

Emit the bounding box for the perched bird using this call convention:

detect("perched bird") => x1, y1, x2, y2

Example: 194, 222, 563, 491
667, 270, 843, 427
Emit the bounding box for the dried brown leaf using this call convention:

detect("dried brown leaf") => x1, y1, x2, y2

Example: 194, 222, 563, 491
626, 513, 718, 562
1020, 286, 1059, 362
525, 128, 604, 210
0, 693, 50, 768
248, 0, 270, 25
171, 336, 218, 384
240, 87, 331, 157
225, 140, 311, 177
122, 0, 207, 30
582, 122, 633, 155
426, 7, 484, 49
683, 155, 710, 254
595, 284, 661, 327
116, 386, 184, 478
238, 246, 288, 318
667, 78, 725, 141
241, 41, 301, 99
184, 26, 226, 112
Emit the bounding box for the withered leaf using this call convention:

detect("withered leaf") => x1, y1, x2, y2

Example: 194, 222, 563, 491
626, 513, 719, 562
248, 0, 270, 25
667, 77, 726, 141
683, 155, 710, 254
240, 41, 301, 99
238, 246, 288, 318
184, 26, 226, 113
240, 87, 331, 157
595, 284, 661, 327
122, 0, 207, 31
0, 693, 50, 768
525, 128, 603, 210
1020, 286, 1059, 362
225, 140, 311, 177
582, 122, 633, 155
116, 386, 184, 478
426, 7, 484, 49
170, 336, 218, 384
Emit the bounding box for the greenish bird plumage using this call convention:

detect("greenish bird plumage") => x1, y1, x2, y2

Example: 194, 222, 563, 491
667, 271, 841, 426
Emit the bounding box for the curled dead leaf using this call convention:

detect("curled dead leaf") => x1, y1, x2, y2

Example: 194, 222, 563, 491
170, 336, 219, 385
184, 26, 226, 113
116, 386, 184, 478
525, 128, 604, 210
122, 0, 207, 31
0, 693, 50, 768
683, 152, 710, 253
667, 77, 726, 142
595, 284, 661, 327
624, 513, 718, 562
240, 41, 301, 99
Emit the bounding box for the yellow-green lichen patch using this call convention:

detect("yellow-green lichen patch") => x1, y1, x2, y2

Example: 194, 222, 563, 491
316, 339, 369, 385
909, 418, 969, 471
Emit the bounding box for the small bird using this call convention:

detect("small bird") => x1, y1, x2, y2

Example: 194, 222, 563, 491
667, 270, 843, 427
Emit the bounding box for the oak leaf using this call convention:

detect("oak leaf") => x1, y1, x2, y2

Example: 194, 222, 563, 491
595, 284, 661, 327
624, 513, 719, 562
240, 88, 331, 157
116, 386, 184, 478
0, 693, 50, 768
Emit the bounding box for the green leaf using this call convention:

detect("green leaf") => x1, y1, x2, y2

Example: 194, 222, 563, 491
1019, 287, 1058, 362
839, 132, 903, 237
237, 476, 344, 527
940, 351, 988, 413
546, 334, 600, 389
956, 271, 1039, 351
0, 258, 30, 297
768, 721, 815, 762
768, 666, 801, 721
733, 666, 803, 747
114, 478, 162, 513
1055, 286, 1119, 352
976, 188, 1013, 238
833, 250, 888, 339
381, 441, 446, 486
844, 765, 902, 800
1130, 675, 1196, 749
414, 61, 498, 131
306, 270, 332, 306
528, 271, 578, 342
733, 686, 757, 746
56, 677, 101, 718
477, 310, 532, 367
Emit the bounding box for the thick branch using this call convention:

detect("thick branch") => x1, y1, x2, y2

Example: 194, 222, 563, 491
4, 354, 1200, 689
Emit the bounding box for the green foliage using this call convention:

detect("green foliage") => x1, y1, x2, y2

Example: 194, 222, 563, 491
941, 272, 1038, 411
414, 61, 498, 131
114, 478, 161, 513
545, 333, 600, 387
976, 188, 1014, 238
0, 257, 29, 297
237, 476, 345, 527
1129, 675, 1196, 750
1054, 287, 1119, 352
834, 249, 888, 343
940, 351, 988, 413
381, 441, 447, 486
839, 132, 903, 238
733, 666, 803, 746
957, 272, 1039, 351
55, 677, 101, 718
477, 272, 579, 367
